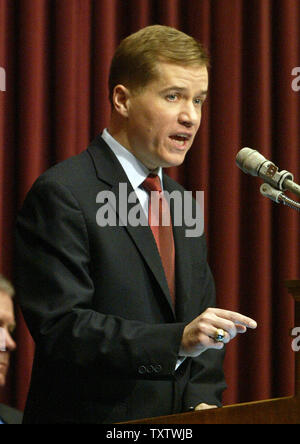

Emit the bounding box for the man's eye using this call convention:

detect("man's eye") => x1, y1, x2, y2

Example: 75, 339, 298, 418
194, 98, 203, 106
166, 94, 178, 101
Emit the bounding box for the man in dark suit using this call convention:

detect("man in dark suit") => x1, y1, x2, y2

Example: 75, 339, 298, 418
0, 275, 23, 424
16, 25, 257, 424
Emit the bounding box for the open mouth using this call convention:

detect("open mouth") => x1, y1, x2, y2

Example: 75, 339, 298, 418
168, 134, 192, 148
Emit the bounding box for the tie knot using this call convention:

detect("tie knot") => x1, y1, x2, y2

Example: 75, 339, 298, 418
142, 174, 162, 193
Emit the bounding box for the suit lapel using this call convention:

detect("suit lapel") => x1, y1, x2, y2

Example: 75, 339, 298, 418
163, 174, 192, 321
87, 137, 175, 316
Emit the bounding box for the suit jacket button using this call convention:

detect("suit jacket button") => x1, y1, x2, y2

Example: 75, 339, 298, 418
138, 366, 147, 375
153, 365, 162, 373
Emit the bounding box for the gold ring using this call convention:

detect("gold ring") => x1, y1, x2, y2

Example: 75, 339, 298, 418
215, 328, 225, 342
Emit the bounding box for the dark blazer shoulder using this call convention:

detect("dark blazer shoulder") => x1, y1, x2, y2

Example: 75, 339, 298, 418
35, 148, 93, 186
31, 134, 124, 192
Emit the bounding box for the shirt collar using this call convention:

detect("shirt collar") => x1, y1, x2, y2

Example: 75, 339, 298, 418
101, 128, 163, 190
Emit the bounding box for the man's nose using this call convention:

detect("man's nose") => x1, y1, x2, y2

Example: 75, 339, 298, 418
0, 328, 16, 352
6, 332, 17, 351
178, 102, 200, 127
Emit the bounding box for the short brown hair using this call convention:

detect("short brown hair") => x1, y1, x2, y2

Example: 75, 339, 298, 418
0, 274, 15, 298
109, 25, 209, 104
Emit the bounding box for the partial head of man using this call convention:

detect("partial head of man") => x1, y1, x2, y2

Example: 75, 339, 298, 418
0, 275, 16, 388
108, 25, 209, 170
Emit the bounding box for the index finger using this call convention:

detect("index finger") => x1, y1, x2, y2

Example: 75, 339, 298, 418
213, 308, 257, 329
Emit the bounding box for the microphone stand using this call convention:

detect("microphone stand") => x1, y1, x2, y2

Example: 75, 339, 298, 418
260, 183, 300, 212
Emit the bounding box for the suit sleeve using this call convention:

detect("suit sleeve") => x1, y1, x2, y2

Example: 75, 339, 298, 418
182, 257, 227, 408
15, 178, 185, 379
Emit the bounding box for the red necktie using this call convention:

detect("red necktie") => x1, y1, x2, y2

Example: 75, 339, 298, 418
142, 174, 176, 306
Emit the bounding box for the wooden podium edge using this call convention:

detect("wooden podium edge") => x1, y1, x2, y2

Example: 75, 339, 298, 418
123, 395, 298, 424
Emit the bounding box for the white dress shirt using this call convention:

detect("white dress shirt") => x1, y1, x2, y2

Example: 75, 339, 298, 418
101, 128, 163, 218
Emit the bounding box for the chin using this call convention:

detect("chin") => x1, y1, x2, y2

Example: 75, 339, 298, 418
163, 153, 187, 168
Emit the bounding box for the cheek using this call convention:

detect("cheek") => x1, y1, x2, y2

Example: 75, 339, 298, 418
137, 116, 164, 144
130, 104, 174, 147
131, 110, 154, 136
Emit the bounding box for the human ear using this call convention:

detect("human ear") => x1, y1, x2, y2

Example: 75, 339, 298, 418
112, 85, 131, 117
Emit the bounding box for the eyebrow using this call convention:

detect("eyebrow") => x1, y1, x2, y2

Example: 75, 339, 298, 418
161, 86, 208, 97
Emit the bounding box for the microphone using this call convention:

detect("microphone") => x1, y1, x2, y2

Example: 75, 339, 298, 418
236, 148, 300, 198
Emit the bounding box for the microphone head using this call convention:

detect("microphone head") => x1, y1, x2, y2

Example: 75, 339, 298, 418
236, 147, 267, 176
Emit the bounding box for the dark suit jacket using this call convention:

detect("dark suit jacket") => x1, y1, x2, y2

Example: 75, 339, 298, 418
0, 403, 23, 424
15, 134, 226, 424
